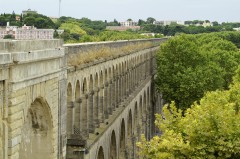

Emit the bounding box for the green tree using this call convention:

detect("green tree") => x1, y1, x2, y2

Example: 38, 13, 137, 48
138, 19, 146, 26
59, 22, 86, 36
0, 16, 7, 26
23, 17, 36, 26
146, 17, 156, 24
155, 33, 239, 109
35, 17, 48, 28
212, 21, 219, 26
10, 11, 16, 22
138, 68, 240, 159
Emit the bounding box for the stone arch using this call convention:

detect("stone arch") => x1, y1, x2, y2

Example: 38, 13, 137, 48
19, 97, 53, 159
143, 92, 147, 117
147, 86, 151, 139
81, 78, 88, 138
74, 80, 81, 134
75, 80, 80, 100
108, 67, 112, 114
111, 65, 116, 111
95, 73, 99, 89
108, 67, 112, 80
115, 64, 119, 106
97, 146, 105, 159
122, 61, 125, 73
127, 109, 133, 158
109, 130, 117, 159
89, 75, 94, 132
122, 61, 126, 98
134, 102, 138, 131
67, 82, 73, 134
147, 86, 150, 107
99, 70, 104, 122
128, 112, 133, 130
82, 78, 88, 94
104, 68, 108, 82
94, 72, 100, 127
100, 70, 104, 86
125, 61, 127, 71
119, 119, 126, 159
89, 75, 94, 91
119, 62, 122, 75
140, 54, 143, 63
143, 91, 147, 137
104, 69, 108, 119
118, 63, 122, 102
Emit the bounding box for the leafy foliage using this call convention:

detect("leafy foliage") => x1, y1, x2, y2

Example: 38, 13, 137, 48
23, 13, 56, 29
155, 33, 240, 109
138, 69, 240, 158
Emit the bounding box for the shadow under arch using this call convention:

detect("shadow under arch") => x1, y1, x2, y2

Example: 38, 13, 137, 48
119, 118, 126, 159
109, 130, 117, 159
97, 146, 105, 159
19, 97, 53, 159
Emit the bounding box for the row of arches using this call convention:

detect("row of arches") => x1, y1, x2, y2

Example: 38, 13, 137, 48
67, 49, 154, 141
96, 86, 152, 159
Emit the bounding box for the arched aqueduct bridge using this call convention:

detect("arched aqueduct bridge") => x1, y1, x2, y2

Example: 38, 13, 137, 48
0, 38, 167, 159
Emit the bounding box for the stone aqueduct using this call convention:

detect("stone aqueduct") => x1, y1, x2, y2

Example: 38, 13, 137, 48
0, 38, 167, 159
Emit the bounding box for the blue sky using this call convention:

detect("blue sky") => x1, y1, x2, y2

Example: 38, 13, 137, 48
0, 0, 239, 22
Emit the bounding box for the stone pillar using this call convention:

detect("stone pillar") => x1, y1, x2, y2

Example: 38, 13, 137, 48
74, 101, 81, 134
67, 101, 74, 134
81, 95, 89, 139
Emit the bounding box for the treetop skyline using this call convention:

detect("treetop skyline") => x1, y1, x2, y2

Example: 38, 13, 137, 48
1, 0, 240, 23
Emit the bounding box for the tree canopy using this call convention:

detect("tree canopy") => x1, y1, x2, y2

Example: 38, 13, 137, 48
155, 32, 240, 109
137, 68, 240, 159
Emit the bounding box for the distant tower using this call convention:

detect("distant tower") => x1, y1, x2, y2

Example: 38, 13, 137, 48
58, 0, 61, 18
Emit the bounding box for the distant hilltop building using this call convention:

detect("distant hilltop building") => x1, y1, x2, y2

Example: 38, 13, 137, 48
233, 27, 240, 31
107, 20, 140, 31
0, 22, 54, 40
22, 9, 37, 15
106, 26, 140, 31
184, 20, 212, 27
153, 20, 184, 26
120, 20, 138, 27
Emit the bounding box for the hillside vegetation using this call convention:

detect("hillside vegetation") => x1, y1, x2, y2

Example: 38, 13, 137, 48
2, 12, 240, 43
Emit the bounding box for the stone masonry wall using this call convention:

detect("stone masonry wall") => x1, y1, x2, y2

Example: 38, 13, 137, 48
0, 39, 66, 159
